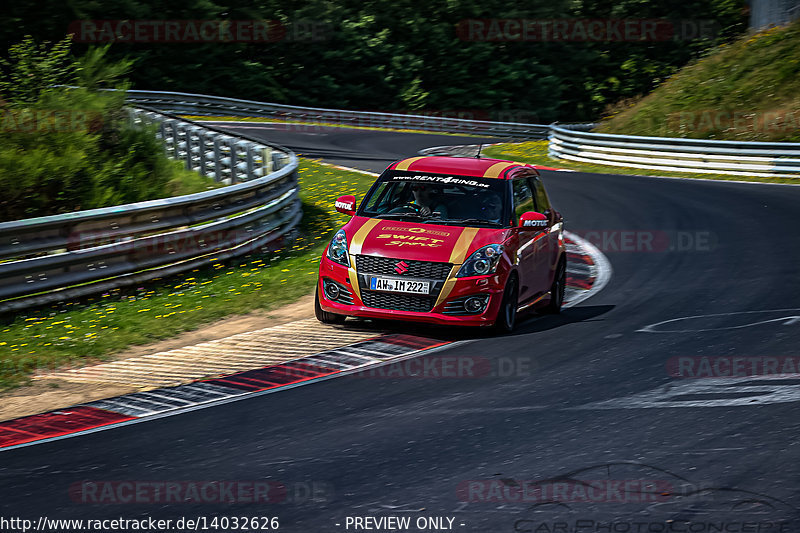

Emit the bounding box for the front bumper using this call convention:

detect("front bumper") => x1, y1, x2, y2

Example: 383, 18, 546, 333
317, 254, 505, 326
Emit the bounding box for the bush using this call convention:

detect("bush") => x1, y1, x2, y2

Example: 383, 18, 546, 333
0, 37, 214, 222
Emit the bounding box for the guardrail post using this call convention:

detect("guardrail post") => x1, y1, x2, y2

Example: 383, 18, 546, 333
246, 143, 255, 181
197, 131, 208, 176
178, 125, 192, 170
159, 121, 170, 155
170, 121, 181, 159
228, 139, 238, 184
272, 152, 286, 170
212, 136, 223, 182
263, 147, 273, 173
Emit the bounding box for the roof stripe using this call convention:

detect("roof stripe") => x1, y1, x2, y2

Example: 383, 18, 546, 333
395, 156, 427, 171
483, 162, 518, 179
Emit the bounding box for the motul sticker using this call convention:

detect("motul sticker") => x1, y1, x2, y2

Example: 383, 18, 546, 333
523, 219, 548, 227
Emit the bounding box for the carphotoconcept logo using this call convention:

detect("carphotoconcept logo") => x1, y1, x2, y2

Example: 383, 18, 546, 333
514, 519, 794, 532
505, 462, 799, 531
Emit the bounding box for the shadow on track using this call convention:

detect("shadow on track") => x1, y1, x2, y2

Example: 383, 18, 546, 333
331, 304, 615, 342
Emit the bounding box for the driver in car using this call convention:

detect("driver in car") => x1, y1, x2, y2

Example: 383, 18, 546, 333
411, 184, 449, 217
480, 192, 503, 223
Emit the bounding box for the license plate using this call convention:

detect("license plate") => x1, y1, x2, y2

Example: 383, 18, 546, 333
370, 277, 430, 295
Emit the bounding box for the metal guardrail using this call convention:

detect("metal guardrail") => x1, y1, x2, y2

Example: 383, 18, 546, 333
132, 106, 291, 185
0, 107, 301, 313
548, 126, 800, 178
124, 90, 569, 139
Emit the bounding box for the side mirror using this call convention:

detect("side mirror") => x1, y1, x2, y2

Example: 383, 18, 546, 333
334, 195, 357, 216
519, 211, 549, 229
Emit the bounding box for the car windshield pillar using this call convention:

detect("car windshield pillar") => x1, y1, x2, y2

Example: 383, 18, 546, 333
358, 170, 510, 226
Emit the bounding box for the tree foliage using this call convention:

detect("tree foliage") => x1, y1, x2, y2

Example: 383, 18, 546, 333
0, 36, 74, 104
0, 37, 207, 221
0, 0, 748, 122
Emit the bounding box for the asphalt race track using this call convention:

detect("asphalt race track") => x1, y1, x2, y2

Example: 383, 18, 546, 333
2, 124, 800, 532
202, 121, 505, 173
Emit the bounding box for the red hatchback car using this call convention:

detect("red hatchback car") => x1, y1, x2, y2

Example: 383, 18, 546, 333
315, 156, 566, 332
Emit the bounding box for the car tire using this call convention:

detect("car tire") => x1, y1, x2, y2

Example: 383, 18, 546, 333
315, 286, 347, 325
542, 256, 566, 314
494, 274, 518, 334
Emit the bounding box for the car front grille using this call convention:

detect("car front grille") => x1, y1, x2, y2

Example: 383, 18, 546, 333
355, 255, 452, 279
359, 291, 439, 313
355, 255, 452, 312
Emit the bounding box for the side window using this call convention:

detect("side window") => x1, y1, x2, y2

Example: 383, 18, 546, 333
512, 178, 535, 222
531, 177, 551, 213
362, 182, 392, 213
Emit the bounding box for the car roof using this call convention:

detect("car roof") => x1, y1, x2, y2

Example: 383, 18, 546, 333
387, 155, 538, 180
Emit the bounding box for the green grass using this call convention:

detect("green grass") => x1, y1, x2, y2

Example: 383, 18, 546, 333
597, 19, 800, 142
0, 158, 375, 390
165, 163, 224, 196
483, 140, 800, 184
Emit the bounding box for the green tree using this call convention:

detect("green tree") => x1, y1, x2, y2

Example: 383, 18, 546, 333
0, 0, 749, 122
0, 37, 209, 222
0, 35, 74, 104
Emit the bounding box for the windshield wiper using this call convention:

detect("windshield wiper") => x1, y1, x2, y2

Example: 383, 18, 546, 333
440, 218, 502, 227
374, 213, 431, 221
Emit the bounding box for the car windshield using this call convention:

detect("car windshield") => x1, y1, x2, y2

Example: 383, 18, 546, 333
358, 170, 509, 226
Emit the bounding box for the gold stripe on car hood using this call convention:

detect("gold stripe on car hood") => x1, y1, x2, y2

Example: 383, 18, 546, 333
435, 227, 480, 308
348, 219, 381, 301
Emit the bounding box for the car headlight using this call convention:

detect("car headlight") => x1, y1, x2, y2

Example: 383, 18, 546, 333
326, 229, 350, 267
456, 244, 504, 277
